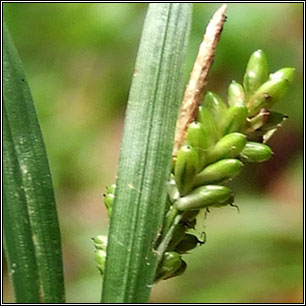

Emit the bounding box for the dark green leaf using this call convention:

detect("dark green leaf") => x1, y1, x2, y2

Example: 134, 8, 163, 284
3, 23, 65, 303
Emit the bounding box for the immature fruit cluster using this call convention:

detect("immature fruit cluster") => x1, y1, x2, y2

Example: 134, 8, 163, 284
155, 49, 294, 281
92, 185, 115, 273
96, 50, 294, 282
92, 235, 108, 274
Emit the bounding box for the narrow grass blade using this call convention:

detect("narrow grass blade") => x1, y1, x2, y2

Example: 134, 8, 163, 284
3, 109, 41, 303
102, 3, 192, 303
3, 23, 65, 303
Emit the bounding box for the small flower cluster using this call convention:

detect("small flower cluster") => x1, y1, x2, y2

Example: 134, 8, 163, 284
155, 50, 295, 281
94, 50, 294, 281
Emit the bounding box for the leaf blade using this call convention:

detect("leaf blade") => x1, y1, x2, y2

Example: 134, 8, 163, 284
3, 23, 65, 303
102, 3, 192, 303
3, 108, 41, 303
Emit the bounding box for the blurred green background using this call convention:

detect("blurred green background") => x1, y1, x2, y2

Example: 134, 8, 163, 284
3, 3, 303, 303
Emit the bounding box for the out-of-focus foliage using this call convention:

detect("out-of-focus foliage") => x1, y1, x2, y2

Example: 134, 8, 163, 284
3, 3, 303, 303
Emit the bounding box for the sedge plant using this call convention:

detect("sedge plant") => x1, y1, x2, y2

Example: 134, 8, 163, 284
97, 6, 295, 303
3, 3, 295, 304
96, 49, 295, 283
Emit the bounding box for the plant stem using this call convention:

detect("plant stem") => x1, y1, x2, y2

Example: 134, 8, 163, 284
156, 214, 183, 263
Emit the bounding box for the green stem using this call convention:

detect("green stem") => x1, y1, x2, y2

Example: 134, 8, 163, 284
156, 214, 183, 263
161, 207, 180, 240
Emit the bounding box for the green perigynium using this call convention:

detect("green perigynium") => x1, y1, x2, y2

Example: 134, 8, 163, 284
92, 235, 108, 274
155, 251, 186, 281
243, 49, 269, 99
103, 184, 116, 217
203, 91, 228, 125
174, 145, 199, 196
193, 159, 244, 187
97, 50, 294, 283
240, 142, 273, 163
174, 185, 234, 211
155, 49, 294, 280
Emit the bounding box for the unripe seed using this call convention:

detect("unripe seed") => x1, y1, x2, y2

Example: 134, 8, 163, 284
186, 122, 210, 170
243, 49, 269, 99
197, 106, 218, 145
174, 145, 199, 196
193, 159, 244, 187
95, 249, 106, 274
269, 67, 295, 83
174, 185, 234, 211
104, 184, 116, 217
104, 194, 114, 217
240, 142, 273, 162
228, 81, 245, 106
203, 91, 228, 124
207, 132, 247, 164
155, 251, 184, 281
166, 259, 187, 279
92, 235, 108, 251
220, 104, 248, 135
247, 78, 289, 117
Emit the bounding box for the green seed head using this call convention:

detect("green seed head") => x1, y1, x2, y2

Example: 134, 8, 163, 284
193, 158, 244, 187
243, 49, 269, 99
174, 145, 199, 196
228, 81, 245, 106
207, 132, 247, 164
203, 91, 228, 123
174, 185, 234, 211
240, 142, 273, 163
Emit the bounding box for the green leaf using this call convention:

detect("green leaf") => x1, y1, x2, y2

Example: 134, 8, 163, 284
101, 3, 192, 303
3, 23, 65, 303
3, 109, 41, 303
